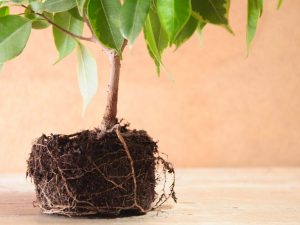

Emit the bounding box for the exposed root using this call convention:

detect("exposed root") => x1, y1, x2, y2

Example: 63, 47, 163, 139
27, 123, 176, 217
115, 126, 145, 213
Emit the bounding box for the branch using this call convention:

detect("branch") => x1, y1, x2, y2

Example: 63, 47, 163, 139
38, 13, 95, 42
21, 5, 95, 43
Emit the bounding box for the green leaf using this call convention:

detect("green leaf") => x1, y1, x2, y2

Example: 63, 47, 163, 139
30, 1, 45, 13
43, 0, 77, 13
87, 0, 124, 55
246, 0, 263, 53
77, 42, 98, 114
68, 7, 83, 21
192, 0, 230, 25
0, 15, 31, 63
32, 19, 50, 29
173, 16, 198, 48
25, 8, 52, 29
53, 11, 83, 63
0, 6, 9, 17
0, 63, 3, 73
120, 0, 151, 46
157, 0, 191, 43
76, 0, 86, 16
144, 9, 168, 75
277, 0, 283, 9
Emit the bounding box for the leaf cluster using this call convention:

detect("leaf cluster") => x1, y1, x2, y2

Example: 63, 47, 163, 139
0, 0, 282, 110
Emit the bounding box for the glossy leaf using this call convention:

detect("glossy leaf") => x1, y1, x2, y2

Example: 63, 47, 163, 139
192, 0, 230, 25
77, 42, 98, 114
0, 15, 31, 63
53, 11, 83, 62
246, 0, 263, 53
0, 6, 9, 17
43, 0, 77, 13
157, 0, 191, 43
76, 0, 86, 16
144, 9, 168, 74
173, 16, 198, 48
88, 0, 124, 55
120, 0, 151, 46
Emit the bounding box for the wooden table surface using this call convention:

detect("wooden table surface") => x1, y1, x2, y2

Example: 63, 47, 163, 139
0, 168, 299, 225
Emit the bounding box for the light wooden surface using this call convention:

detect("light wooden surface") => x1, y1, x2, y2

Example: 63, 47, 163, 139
0, 168, 300, 225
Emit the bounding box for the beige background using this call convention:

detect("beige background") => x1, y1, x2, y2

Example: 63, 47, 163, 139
0, 1, 299, 173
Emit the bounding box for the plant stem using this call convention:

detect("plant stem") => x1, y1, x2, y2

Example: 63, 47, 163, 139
101, 41, 127, 130
100, 52, 121, 130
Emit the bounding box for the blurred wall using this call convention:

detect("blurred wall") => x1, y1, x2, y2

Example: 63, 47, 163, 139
0, 1, 300, 173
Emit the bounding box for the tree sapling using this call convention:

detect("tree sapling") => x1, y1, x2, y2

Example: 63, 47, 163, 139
0, 0, 281, 217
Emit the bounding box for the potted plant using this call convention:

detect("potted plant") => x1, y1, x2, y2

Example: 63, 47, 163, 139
0, 0, 281, 217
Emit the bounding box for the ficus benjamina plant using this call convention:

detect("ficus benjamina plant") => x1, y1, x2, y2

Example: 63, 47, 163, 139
0, 0, 282, 130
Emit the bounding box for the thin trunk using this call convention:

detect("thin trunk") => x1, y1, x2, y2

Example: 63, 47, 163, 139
100, 52, 121, 130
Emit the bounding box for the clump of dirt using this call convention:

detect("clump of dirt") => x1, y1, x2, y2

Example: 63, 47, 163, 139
27, 123, 176, 217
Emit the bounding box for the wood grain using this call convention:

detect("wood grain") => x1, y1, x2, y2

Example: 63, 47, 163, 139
0, 168, 300, 224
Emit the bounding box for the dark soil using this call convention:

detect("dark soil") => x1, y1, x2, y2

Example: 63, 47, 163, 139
27, 124, 176, 217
